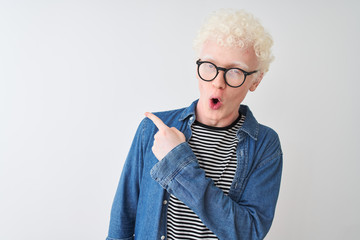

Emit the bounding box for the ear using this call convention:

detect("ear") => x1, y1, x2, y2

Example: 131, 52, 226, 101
249, 72, 264, 92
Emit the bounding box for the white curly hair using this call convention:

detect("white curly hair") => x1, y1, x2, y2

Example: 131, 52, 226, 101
193, 9, 274, 74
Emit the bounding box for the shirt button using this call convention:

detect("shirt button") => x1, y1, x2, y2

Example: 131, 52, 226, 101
161, 236, 165, 240
163, 200, 167, 205
190, 116, 194, 121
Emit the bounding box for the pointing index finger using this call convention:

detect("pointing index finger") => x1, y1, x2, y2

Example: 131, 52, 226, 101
145, 112, 169, 131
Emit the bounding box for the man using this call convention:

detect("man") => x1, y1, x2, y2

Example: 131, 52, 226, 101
107, 9, 282, 240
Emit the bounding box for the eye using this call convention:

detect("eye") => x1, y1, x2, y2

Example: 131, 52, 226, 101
228, 68, 242, 76
205, 63, 215, 69
201, 62, 216, 72
226, 68, 245, 81
229, 68, 241, 74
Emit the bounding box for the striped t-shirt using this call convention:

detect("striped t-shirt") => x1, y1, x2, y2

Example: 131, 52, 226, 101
166, 114, 245, 240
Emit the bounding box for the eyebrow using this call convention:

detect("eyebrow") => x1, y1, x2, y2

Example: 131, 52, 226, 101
201, 55, 215, 61
200, 55, 249, 70
232, 61, 249, 70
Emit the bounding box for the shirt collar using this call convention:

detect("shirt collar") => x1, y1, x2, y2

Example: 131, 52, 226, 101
179, 99, 198, 121
238, 105, 259, 141
179, 99, 259, 140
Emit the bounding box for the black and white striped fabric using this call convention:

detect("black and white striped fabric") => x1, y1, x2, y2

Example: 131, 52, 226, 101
166, 114, 245, 240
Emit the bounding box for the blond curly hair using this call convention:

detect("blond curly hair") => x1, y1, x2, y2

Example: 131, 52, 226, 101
193, 9, 274, 73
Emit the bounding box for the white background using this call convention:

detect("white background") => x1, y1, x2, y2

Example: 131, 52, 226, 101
1, 0, 359, 239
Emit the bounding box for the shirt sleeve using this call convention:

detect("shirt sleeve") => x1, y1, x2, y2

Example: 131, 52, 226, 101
107, 120, 146, 240
150, 131, 282, 240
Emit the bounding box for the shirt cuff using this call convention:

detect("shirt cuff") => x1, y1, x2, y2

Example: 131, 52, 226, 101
150, 142, 196, 189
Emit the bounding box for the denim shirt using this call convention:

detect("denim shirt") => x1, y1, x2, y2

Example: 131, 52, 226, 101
107, 100, 283, 240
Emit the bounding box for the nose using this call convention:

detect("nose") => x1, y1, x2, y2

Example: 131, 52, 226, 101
212, 71, 226, 89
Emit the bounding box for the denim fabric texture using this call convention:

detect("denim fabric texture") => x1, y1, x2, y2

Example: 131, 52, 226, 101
107, 100, 283, 240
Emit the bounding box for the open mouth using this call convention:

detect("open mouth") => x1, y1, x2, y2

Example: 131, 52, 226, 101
211, 98, 220, 104
209, 97, 222, 110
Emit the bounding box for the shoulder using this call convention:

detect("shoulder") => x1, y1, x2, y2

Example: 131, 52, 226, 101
240, 104, 280, 147
258, 123, 280, 144
241, 105, 282, 162
255, 123, 282, 167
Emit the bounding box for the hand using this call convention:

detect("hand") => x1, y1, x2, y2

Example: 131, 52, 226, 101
145, 112, 186, 161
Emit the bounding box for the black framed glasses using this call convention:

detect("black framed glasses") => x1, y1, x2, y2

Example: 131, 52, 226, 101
196, 59, 258, 88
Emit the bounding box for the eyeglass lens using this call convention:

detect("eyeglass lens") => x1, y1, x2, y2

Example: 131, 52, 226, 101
198, 62, 245, 87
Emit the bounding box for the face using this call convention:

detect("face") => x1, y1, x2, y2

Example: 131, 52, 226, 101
196, 39, 263, 127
